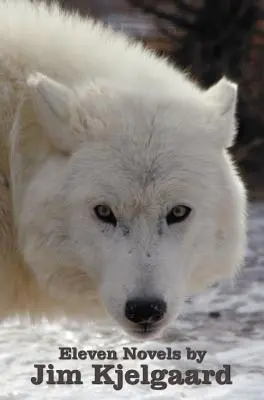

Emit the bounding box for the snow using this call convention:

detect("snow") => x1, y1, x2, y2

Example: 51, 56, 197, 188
1, 202, 264, 399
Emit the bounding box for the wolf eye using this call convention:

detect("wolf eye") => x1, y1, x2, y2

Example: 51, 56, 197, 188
94, 205, 117, 226
166, 205, 191, 225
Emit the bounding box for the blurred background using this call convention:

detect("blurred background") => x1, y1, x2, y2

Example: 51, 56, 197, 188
45, 0, 264, 200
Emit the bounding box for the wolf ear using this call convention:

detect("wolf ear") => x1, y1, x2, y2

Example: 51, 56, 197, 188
27, 73, 84, 153
205, 77, 238, 148
206, 77, 237, 115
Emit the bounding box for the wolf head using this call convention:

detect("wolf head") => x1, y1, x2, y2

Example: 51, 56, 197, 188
13, 73, 246, 337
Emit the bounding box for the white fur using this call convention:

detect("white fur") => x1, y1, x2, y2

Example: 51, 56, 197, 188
0, 0, 246, 337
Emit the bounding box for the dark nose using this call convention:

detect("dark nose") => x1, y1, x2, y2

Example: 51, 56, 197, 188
125, 298, 167, 324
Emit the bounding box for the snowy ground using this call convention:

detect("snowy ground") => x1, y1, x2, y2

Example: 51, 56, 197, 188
1, 202, 264, 400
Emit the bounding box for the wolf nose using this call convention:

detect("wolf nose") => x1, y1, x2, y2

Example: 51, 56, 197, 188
125, 298, 167, 324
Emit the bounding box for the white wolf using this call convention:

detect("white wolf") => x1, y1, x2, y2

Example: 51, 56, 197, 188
0, 0, 246, 337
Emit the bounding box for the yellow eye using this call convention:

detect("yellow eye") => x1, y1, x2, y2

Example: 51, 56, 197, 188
166, 205, 191, 225
94, 205, 117, 226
